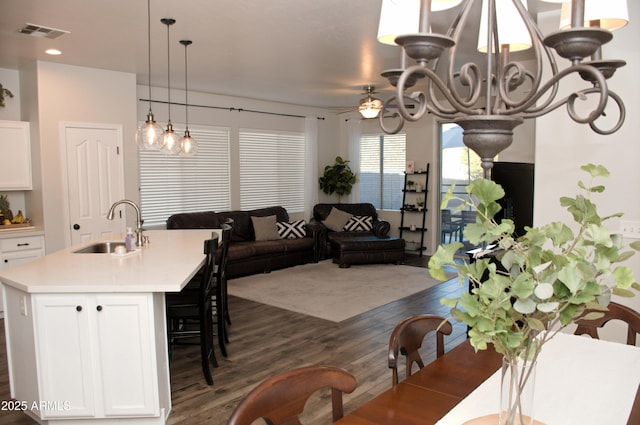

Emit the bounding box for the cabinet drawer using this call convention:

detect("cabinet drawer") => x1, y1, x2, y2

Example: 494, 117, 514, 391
0, 235, 44, 253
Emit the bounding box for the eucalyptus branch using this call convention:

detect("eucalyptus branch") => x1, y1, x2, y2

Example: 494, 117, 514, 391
430, 164, 639, 364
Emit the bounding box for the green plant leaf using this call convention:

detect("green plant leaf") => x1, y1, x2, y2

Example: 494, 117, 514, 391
429, 163, 638, 359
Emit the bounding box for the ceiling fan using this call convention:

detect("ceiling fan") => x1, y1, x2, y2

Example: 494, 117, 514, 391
330, 85, 415, 119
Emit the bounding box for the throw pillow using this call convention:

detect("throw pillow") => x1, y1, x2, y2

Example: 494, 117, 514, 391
251, 215, 280, 241
343, 215, 373, 232
323, 207, 353, 232
276, 220, 307, 239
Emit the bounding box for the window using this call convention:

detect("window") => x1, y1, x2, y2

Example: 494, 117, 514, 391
139, 125, 231, 227
359, 133, 406, 210
238, 129, 305, 212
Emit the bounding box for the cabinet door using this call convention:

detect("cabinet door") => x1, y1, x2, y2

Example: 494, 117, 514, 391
0, 120, 32, 190
94, 294, 159, 417
1, 236, 45, 315
33, 295, 96, 418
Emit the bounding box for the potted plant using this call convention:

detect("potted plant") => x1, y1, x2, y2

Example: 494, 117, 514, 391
319, 156, 357, 203
429, 164, 640, 425
406, 180, 415, 190
416, 198, 424, 211
0, 83, 13, 108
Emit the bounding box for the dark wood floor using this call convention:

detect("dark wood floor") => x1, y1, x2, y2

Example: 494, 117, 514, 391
0, 259, 465, 425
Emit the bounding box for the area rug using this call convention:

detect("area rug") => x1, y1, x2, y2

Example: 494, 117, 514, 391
227, 260, 448, 322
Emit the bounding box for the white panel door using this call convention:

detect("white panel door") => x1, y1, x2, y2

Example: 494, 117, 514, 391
64, 124, 124, 246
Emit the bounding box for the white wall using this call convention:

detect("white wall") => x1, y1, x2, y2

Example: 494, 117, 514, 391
535, 4, 640, 343
20, 62, 138, 253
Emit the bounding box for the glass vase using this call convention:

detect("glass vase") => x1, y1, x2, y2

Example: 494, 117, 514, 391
500, 356, 537, 425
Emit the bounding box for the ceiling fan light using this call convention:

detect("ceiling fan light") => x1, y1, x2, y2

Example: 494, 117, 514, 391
359, 97, 383, 118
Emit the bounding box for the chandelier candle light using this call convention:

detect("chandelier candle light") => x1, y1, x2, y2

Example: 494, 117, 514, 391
377, 0, 628, 177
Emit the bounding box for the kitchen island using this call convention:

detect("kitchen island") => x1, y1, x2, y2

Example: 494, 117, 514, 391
0, 229, 215, 425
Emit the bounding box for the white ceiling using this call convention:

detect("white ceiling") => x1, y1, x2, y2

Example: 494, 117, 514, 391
0, 0, 559, 110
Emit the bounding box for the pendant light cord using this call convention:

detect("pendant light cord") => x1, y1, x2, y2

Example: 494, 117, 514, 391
146, 0, 152, 113
166, 21, 171, 124
184, 42, 189, 131
160, 18, 176, 125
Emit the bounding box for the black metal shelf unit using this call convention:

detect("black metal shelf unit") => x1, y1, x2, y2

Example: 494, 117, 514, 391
399, 163, 429, 256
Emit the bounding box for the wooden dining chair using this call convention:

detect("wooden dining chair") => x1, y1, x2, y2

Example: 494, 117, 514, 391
214, 220, 232, 357
388, 315, 453, 386
574, 301, 640, 345
165, 236, 219, 385
226, 365, 357, 425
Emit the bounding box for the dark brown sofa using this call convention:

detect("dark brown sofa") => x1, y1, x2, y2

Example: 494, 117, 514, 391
311, 203, 404, 266
167, 206, 322, 279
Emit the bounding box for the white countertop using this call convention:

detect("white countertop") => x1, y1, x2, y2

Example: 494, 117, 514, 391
0, 226, 45, 239
0, 229, 216, 294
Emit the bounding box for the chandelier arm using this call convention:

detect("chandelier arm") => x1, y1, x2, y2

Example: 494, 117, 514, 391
589, 90, 625, 135
378, 96, 406, 135
503, 0, 561, 113
495, 64, 608, 121
421, 73, 472, 118
445, 0, 483, 109
396, 65, 482, 122
497, 63, 535, 109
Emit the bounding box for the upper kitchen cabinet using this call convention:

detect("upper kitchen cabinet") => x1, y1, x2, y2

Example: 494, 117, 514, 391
0, 120, 32, 190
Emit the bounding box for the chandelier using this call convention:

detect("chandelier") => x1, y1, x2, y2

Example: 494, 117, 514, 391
377, 0, 628, 176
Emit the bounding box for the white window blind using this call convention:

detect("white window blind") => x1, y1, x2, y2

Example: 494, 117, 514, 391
359, 133, 406, 210
139, 125, 231, 227
238, 129, 305, 212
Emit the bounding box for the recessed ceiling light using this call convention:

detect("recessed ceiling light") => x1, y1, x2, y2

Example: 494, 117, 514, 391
45, 49, 62, 55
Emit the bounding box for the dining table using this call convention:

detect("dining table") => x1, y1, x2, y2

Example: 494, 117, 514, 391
336, 332, 640, 425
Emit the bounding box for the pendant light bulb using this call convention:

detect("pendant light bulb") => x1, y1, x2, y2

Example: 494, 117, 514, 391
136, 112, 164, 150
162, 122, 181, 155
136, 0, 163, 151
180, 129, 198, 156
160, 18, 181, 155
179, 39, 198, 157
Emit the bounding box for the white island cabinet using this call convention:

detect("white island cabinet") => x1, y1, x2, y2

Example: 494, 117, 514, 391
0, 229, 213, 425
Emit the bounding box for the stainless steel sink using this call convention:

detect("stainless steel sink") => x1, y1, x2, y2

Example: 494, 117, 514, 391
73, 241, 126, 253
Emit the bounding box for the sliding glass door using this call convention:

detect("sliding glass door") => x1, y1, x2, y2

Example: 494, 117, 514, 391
438, 122, 483, 246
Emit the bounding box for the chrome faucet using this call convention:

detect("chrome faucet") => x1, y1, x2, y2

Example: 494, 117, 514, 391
107, 199, 145, 247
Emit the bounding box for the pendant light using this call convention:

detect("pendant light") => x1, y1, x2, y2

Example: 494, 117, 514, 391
135, 0, 163, 151
161, 18, 181, 155
179, 39, 198, 157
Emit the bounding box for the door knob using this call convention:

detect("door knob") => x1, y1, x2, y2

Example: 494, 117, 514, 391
73, 224, 80, 230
